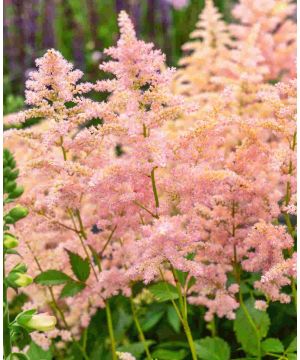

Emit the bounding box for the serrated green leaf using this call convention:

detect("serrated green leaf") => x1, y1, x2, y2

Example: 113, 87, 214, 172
286, 337, 297, 353
261, 338, 284, 354
149, 282, 179, 302
151, 348, 188, 360
60, 281, 86, 298
66, 249, 90, 282
234, 299, 270, 356
167, 305, 181, 333
195, 337, 230, 360
27, 341, 52, 360
34, 270, 71, 286
141, 309, 164, 332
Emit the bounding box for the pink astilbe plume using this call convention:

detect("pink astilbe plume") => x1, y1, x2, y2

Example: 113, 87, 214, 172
164, 73, 296, 319
173, 0, 234, 97
4, 49, 115, 337
231, 0, 296, 80
90, 10, 188, 234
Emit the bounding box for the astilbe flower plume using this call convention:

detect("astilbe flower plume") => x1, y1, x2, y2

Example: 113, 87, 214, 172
4, 10, 190, 343
231, 0, 296, 80
4, 2, 297, 347
173, 0, 234, 97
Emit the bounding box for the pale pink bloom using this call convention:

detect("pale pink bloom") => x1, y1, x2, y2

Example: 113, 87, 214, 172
117, 352, 136, 360
255, 300, 268, 311
30, 332, 51, 350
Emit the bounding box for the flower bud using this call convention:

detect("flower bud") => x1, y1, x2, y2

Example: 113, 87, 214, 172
8, 169, 19, 181
3, 166, 11, 177
5, 181, 17, 193
6, 206, 29, 223
25, 314, 57, 332
7, 272, 33, 288
4, 233, 19, 249
9, 186, 24, 199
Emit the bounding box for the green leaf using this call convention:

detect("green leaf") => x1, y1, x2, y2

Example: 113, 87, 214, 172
187, 276, 196, 290
234, 299, 270, 356
155, 341, 189, 350
5, 249, 21, 257
34, 270, 71, 286
27, 341, 52, 360
149, 282, 179, 302
261, 338, 284, 354
287, 354, 297, 360
9, 353, 30, 360
175, 269, 188, 287
60, 281, 86, 298
66, 249, 90, 282
151, 348, 188, 360
167, 305, 181, 333
141, 309, 164, 332
195, 337, 230, 360
286, 337, 297, 353
117, 341, 155, 358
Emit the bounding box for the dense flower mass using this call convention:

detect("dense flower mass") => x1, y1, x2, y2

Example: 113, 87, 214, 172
4, 1, 296, 356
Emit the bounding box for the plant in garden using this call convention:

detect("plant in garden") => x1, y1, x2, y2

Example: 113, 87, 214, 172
3, 1, 297, 359
3, 149, 56, 360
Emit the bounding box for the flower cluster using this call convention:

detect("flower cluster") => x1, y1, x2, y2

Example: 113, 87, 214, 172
4, 1, 296, 351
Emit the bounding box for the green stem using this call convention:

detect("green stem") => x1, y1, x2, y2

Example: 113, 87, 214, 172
133, 201, 159, 219
291, 277, 297, 312
93, 254, 117, 360
59, 136, 67, 161
169, 267, 197, 360
233, 248, 261, 360
129, 297, 152, 360
282, 132, 297, 311
266, 353, 288, 359
100, 225, 117, 256
170, 266, 185, 317
105, 301, 117, 360
150, 167, 159, 210
209, 316, 217, 337
69, 209, 99, 281
182, 319, 198, 360
3, 254, 12, 359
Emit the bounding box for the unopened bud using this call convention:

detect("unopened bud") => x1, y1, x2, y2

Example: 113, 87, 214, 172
6, 206, 29, 223
4, 233, 19, 249
25, 314, 57, 332
7, 272, 33, 288
9, 186, 24, 199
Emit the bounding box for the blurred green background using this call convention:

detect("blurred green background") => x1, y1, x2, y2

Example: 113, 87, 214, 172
4, 0, 237, 115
